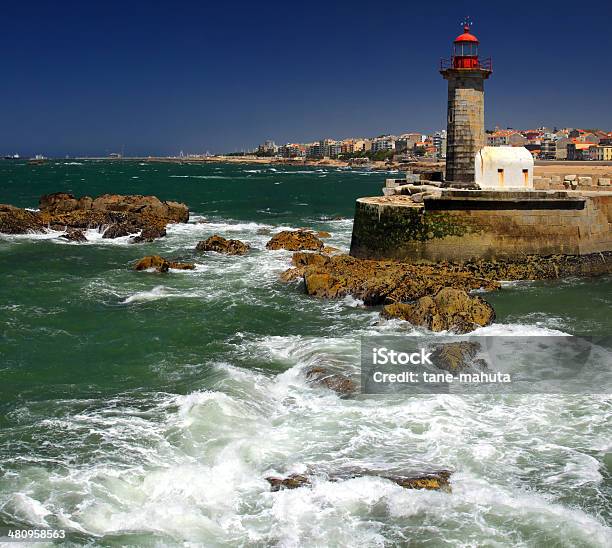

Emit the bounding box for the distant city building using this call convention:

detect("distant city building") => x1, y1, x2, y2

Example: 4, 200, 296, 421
567, 142, 596, 161
278, 143, 305, 158
433, 130, 447, 159
591, 145, 612, 161
371, 137, 395, 153
257, 140, 278, 155
486, 130, 526, 147
540, 136, 557, 160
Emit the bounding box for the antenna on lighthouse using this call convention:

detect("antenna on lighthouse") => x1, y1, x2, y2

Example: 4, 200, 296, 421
461, 16, 472, 32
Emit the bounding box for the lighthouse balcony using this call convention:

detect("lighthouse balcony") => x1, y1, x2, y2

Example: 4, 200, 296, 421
440, 57, 492, 72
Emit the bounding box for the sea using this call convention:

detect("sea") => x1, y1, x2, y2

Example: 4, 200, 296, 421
0, 160, 610, 547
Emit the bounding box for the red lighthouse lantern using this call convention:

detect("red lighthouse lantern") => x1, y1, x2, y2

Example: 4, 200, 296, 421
453, 21, 480, 69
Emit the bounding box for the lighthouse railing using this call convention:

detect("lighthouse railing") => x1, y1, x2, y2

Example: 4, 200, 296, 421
440, 57, 493, 71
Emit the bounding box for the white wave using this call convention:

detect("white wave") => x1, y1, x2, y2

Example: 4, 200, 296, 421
169, 175, 233, 179
472, 323, 570, 336
120, 285, 200, 304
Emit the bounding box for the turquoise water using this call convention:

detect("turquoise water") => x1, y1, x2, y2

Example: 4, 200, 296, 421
0, 160, 610, 546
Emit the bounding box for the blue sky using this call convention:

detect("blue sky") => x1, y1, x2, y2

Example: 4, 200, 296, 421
2, 0, 611, 156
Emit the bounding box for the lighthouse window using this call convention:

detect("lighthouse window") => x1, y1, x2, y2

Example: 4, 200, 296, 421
454, 43, 478, 56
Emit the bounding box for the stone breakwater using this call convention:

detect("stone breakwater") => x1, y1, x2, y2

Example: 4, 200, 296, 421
0, 192, 189, 242
350, 190, 612, 262
285, 252, 612, 303
281, 249, 612, 332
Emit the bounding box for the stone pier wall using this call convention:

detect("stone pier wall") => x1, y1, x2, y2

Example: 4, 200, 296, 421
349, 191, 612, 262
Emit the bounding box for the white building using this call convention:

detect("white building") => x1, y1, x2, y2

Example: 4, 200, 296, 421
474, 146, 534, 190
371, 137, 395, 153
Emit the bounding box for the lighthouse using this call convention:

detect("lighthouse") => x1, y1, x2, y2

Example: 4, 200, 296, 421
440, 20, 492, 183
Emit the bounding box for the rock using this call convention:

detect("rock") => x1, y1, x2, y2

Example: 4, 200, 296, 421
305, 366, 357, 396
266, 470, 452, 493
578, 176, 593, 187
302, 254, 499, 305
59, 229, 87, 242
430, 342, 487, 373
134, 255, 170, 272
280, 268, 304, 282
382, 288, 495, 333
134, 255, 195, 273
322, 246, 341, 255
102, 223, 137, 239
383, 471, 452, 492
39, 192, 82, 213
168, 261, 196, 270
266, 474, 311, 492
266, 230, 324, 251
564, 174, 577, 181
164, 201, 190, 223
0, 205, 44, 234
256, 227, 272, 235
38, 192, 189, 229
598, 178, 611, 187
291, 252, 329, 269
196, 235, 250, 255
130, 225, 167, 243
316, 231, 331, 238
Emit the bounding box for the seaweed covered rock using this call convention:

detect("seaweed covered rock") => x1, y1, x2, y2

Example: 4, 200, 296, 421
382, 288, 495, 333
130, 225, 167, 243
30, 192, 189, 241
196, 235, 250, 255
103, 223, 138, 239
59, 229, 88, 242
134, 255, 195, 273
266, 470, 452, 492
301, 254, 499, 305
430, 341, 487, 373
305, 366, 357, 396
0, 205, 44, 234
266, 230, 324, 251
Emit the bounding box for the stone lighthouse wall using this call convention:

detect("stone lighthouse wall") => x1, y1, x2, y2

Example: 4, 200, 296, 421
443, 71, 487, 183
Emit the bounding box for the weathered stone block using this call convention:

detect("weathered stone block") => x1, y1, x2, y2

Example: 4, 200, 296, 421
565, 174, 577, 181
385, 179, 400, 188
578, 177, 593, 187
598, 178, 611, 187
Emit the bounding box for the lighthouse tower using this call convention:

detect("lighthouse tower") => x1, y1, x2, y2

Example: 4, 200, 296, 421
440, 21, 492, 183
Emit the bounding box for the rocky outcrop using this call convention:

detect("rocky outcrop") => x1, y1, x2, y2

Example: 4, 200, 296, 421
305, 367, 357, 396
103, 223, 137, 239
430, 341, 488, 373
39, 192, 189, 223
134, 255, 195, 273
267, 474, 310, 491
295, 254, 499, 305
266, 470, 452, 493
0, 205, 44, 234
59, 229, 87, 243
130, 225, 167, 244
382, 288, 495, 333
279, 251, 339, 283
266, 230, 324, 251
196, 235, 250, 255
0, 193, 189, 241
